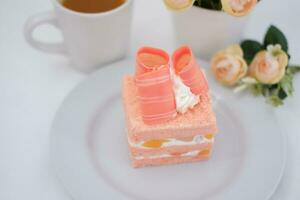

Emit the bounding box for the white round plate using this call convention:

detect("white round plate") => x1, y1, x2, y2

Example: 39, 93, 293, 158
50, 59, 286, 200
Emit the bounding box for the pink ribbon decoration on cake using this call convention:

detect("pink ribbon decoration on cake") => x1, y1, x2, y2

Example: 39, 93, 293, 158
135, 46, 208, 125
173, 46, 209, 96
135, 47, 177, 124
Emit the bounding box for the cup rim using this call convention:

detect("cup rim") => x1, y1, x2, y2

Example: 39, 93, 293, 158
52, 0, 133, 17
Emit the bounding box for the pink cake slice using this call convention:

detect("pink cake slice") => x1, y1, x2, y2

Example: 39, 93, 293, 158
122, 76, 217, 168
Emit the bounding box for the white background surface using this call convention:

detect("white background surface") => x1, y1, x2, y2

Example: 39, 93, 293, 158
0, 0, 299, 199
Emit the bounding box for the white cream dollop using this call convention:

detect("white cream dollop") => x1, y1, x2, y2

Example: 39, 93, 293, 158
170, 68, 200, 114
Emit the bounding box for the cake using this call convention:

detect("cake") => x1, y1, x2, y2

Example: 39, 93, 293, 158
122, 46, 217, 168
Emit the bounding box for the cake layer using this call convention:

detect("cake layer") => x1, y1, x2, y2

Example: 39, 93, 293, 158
122, 76, 217, 143
128, 134, 214, 156
128, 134, 214, 149
130, 142, 212, 157
131, 148, 212, 168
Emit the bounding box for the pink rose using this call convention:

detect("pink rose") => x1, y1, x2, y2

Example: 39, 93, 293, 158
221, 0, 257, 16
211, 45, 247, 86
163, 0, 195, 11
249, 45, 288, 84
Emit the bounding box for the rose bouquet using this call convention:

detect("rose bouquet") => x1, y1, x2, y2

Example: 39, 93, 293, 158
164, 0, 258, 16
211, 25, 300, 107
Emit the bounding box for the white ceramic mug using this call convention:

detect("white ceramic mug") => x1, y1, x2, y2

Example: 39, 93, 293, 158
172, 6, 249, 60
24, 0, 133, 73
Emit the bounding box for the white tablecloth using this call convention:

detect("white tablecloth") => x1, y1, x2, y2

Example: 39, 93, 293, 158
1, 0, 299, 199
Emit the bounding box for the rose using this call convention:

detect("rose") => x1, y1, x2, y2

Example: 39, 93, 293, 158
249, 45, 288, 84
163, 0, 195, 11
211, 45, 247, 86
221, 0, 257, 16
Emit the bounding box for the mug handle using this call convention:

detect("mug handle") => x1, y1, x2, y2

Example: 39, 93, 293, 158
24, 11, 66, 54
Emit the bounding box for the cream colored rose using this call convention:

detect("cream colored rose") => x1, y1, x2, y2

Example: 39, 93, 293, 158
249, 45, 288, 84
221, 0, 257, 16
163, 0, 195, 11
211, 45, 247, 86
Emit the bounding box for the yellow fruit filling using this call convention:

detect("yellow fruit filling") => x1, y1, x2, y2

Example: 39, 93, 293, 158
198, 149, 211, 156
204, 134, 214, 140
142, 139, 169, 148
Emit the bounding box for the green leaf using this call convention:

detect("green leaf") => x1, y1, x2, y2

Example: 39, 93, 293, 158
278, 65, 300, 97
278, 88, 288, 100
241, 40, 264, 64
263, 25, 288, 52
211, 0, 222, 10
262, 85, 271, 97
195, 0, 202, 6
266, 95, 284, 107
194, 0, 222, 10
279, 73, 294, 96
250, 82, 287, 107
249, 83, 263, 96
287, 65, 300, 74
249, 83, 269, 96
